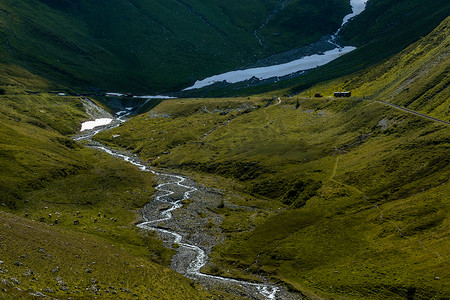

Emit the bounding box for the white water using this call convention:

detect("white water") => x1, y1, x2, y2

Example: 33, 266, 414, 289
92, 145, 279, 299
80, 118, 113, 131
136, 173, 279, 299
183, 0, 369, 91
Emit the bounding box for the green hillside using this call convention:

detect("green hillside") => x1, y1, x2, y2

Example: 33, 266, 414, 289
95, 95, 450, 299
0, 65, 217, 299
0, 210, 204, 299
96, 97, 449, 299
94, 17, 450, 299
298, 15, 450, 122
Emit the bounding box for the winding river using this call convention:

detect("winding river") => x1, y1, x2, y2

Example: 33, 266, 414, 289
75, 116, 281, 299
72, 2, 370, 296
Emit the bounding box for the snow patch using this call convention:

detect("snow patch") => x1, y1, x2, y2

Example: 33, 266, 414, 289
133, 95, 176, 99
80, 118, 113, 131
183, 0, 369, 91
106, 92, 123, 97
341, 0, 369, 27
183, 47, 356, 90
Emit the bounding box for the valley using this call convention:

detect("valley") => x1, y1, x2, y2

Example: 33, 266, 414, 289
1, 0, 448, 94
94, 94, 449, 299
76, 124, 286, 299
0, 1, 449, 299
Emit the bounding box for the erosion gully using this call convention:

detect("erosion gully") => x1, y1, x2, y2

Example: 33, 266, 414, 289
74, 114, 296, 300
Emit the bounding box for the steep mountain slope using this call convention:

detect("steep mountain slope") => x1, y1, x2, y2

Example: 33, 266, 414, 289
0, 0, 350, 93
301, 15, 450, 121
256, 0, 350, 52
340, 0, 450, 59
1, 0, 448, 94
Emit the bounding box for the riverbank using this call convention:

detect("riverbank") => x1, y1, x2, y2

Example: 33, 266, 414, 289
77, 114, 301, 299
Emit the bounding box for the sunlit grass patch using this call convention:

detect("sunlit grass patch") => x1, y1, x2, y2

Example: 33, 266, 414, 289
0, 211, 206, 299
98, 95, 449, 298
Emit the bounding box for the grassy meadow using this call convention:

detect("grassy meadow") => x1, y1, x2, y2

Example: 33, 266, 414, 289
95, 94, 449, 299
0, 210, 205, 299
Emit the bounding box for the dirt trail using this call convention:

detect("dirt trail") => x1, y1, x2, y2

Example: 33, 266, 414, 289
366, 99, 450, 126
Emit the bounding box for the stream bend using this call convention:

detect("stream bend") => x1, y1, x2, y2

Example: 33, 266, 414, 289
75, 119, 280, 299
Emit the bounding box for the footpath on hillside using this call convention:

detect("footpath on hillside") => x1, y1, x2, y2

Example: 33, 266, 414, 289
363, 98, 450, 126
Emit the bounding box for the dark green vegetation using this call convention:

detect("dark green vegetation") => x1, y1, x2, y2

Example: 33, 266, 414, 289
195, 0, 450, 98
0, 0, 350, 93
256, 0, 349, 53
0, 66, 214, 299
95, 17, 450, 299
1, 0, 449, 94
339, 0, 450, 58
